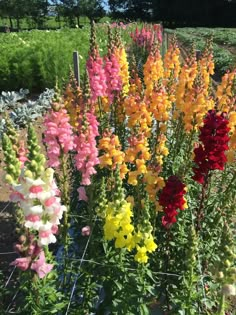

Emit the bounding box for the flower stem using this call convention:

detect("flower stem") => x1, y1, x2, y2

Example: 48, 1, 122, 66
217, 293, 225, 315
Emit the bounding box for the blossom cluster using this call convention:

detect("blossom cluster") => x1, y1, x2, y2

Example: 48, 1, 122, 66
43, 107, 74, 168
74, 112, 100, 185
125, 134, 151, 186
158, 176, 187, 228
143, 48, 164, 98
130, 24, 162, 52
98, 130, 128, 178
103, 199, 157, 264
193, 110, 230, 184
86, 50, 107, 103
11, 167, 66, 246
11, 235, 53, 279
104, 53, 122, 104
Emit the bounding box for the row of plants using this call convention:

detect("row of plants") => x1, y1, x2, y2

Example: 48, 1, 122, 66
0, 23, 235, 314
167, 28, 236, 78
0, 23, 134, 93
174, 27, 236, 47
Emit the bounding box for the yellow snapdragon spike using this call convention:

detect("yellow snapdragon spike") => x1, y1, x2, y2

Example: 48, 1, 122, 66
163, 40, 181, 103
125, 234, 136, 251
115, 234, 127, 249
144, 236, 158, 253
114, 46, 130, 96
134, 246, 148, 264
104, 215, 120, 240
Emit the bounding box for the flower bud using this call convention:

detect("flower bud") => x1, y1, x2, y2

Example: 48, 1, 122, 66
5, 174, 14, 184
218, 271, 224, 279
224, 259, 231, 268
19, 235, 26, 243
24, 170, 33, 178
31, 160, 37, 167
81, 226, 91, 236
222, 284, 236, 296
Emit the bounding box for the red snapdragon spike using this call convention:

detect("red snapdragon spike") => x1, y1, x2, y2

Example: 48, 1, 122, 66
193, 110, 230, 184
159, 176, 187, 228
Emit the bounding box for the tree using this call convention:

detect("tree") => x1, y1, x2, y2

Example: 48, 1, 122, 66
108, 0, 152, 21
26, 0, 48, 28
0, 0, 28, 29
51, 0, 64, 27
59, 0, 80, 27
59, 0, 105, 27
79, 0, 105, 22
0, 0, 48, 29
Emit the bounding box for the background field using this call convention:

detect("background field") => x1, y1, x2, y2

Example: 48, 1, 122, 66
1, 26, 236, 94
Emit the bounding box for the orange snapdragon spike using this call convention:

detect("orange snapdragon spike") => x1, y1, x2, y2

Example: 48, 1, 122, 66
175, 52, 215, 132
124, 134, 151, 186
123, 95, 152, 137
143, 48, 164, 99
150, 86, 171, 123
98, 130, 128, 179
64, 80, 83, 129
216, 71, 236, 113
216, 70, 236, 162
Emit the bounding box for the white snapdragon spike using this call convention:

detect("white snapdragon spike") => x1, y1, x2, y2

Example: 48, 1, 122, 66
25, 217, 44, 230
49, 205, 66, 225
10, 167, 66, 246
38, 222, 57, 246
27, 205, 44, 215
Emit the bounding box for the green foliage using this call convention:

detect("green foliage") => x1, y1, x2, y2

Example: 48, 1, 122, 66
0, 24, 133, 92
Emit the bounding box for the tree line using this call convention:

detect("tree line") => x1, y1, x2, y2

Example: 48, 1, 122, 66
0, 0, 236, 30
109, 0, 236, 27
0, 0, 106, 30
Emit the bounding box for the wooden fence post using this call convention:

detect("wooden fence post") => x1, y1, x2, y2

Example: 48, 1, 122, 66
73, 51, 80, 87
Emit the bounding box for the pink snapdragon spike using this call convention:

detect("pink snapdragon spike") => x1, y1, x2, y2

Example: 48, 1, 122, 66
86, 49, 107, 103
11, 248, 53, 279
10, 257, 31, 271
104, 53, 122, 104
74, 112, 100, 186
131, 24, 163, 52
30, 251, 53, 279
154, 24, 163, 43
77, 186, 88, 202
110, 22, 128, 29
11, 235, 52, 278
43, 108, 74, 168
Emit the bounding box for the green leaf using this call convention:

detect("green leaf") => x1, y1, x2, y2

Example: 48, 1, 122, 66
139, 304, 150, 315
